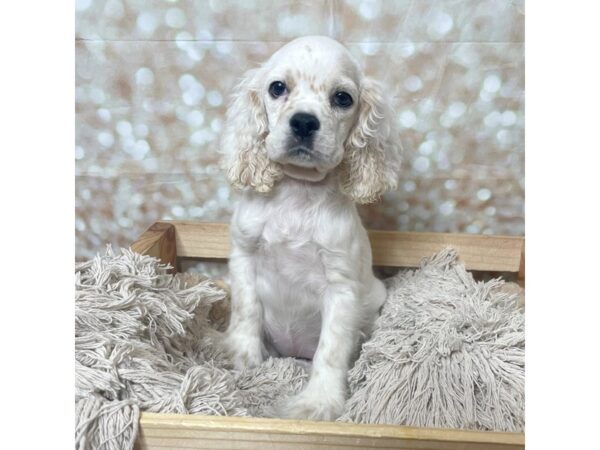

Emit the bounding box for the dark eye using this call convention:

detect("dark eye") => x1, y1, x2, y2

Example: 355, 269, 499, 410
269, 81, 287, 98
332, 91, 353, 108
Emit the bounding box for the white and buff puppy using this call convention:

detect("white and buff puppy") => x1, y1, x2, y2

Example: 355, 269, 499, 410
220, 36, 401, 420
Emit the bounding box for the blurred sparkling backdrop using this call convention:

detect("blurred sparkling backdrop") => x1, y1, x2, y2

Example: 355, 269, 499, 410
76, 0, 524, 261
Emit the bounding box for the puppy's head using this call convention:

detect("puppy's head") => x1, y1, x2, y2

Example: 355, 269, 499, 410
221, 36, 401, 203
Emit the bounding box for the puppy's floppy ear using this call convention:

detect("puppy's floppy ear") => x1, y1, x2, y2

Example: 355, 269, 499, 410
220, 68, 283, 193
339, 77, 402, 204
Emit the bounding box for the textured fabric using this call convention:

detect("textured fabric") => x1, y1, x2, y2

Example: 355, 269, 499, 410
75, 247, 309, 450
340, 248, 525, 431
75, 246, 524, 449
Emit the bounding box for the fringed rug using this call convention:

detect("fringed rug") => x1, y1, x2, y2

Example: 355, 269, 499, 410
75, 246, 524, 450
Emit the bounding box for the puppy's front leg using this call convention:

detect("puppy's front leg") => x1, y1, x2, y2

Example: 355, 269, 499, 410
225, 249, 266, 370
280, 281, 360, 421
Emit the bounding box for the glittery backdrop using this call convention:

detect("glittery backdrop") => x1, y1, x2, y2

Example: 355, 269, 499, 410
75, 0, 525, 261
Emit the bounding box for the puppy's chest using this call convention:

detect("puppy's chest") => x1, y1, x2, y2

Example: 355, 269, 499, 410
255, 220, 327, 294
253, 221, 327, 359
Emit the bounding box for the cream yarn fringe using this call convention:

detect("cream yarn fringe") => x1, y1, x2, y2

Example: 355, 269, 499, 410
75, 246, 524, 449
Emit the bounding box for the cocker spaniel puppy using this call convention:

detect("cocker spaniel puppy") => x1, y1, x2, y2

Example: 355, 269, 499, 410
220, 36, 401, 420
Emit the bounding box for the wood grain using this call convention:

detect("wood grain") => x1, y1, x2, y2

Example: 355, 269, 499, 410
157, 220, 524, 272
131, 222, 177, 272
136, 413, 524, 450
518, 247, 525, 288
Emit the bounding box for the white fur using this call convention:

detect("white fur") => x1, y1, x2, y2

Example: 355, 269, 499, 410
220, 36, 402, 420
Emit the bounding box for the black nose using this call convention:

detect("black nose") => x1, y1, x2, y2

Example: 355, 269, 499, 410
289, 112, 320, 138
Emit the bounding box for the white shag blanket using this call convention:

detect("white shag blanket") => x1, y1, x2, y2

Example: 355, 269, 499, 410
75, 246, 524, 450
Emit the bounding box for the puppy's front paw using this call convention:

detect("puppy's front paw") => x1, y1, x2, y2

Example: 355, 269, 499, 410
224, 333, 265, 370
274, 389, 344, 421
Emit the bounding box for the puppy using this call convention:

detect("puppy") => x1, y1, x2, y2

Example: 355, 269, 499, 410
220, 36, 401, 420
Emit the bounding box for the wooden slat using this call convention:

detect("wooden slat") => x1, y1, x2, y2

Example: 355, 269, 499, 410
159, 221, 524, 272
131, 222, 177, 272
518, 247, 525, 288
136, 413, 524, 450
168, 221, 229, 262
368, 230, 523, 272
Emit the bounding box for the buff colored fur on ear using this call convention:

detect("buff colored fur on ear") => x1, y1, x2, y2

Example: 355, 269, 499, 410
339, 78, 402, 204
221, 69, 283, 193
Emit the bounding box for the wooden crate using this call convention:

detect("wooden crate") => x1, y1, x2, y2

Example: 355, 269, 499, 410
131, 220, 525, 450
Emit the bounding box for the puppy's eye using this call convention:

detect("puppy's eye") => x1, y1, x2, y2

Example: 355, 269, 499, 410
332, 91, 353, 108
269, 81, 287, 98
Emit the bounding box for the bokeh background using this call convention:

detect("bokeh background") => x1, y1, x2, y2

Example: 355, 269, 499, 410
75, 0, 524, 261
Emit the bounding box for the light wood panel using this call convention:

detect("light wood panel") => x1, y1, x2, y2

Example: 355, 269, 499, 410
157, 220, 524, 272
136, 413, 524, 450
131, 222, 177, 272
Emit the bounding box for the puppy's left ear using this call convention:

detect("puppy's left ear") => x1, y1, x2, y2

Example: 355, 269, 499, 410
339, 78, 402, 204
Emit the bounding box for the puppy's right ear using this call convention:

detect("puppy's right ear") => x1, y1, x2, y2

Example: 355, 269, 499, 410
220, 68, 283, 193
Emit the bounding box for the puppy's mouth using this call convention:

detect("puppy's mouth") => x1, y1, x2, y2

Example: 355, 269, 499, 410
281, 163, 327, 182
287, 145, 317, 162
280, 145, 328, 181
